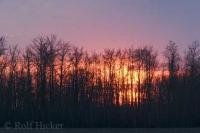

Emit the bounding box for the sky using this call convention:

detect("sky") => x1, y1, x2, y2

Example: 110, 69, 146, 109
0, 0, 200, 54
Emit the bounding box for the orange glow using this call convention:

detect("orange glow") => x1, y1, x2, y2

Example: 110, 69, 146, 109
3, 57, 170, 106
116, 68, 169, 105
119, 89, 139, 105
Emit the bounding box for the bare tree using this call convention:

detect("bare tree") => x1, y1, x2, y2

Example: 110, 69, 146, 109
57, 41, 70, 106
0, 36, 7, 116
103, 49, 117, 105
164, 41, 180, 102
31, 36, 50, 116
46, 35, 59, 105
0, 37, 7, 85
7, 45, 20, 111
142, 47, 158, 102
0, 36, 7, 84
185, 41, 200, 116
164, 41, 180, 82
133, 48, 144, 106
116, 49, 127, 105
69, 46, 84, 105
185, 40, 200, 78
90, 52, 102, 105
1, 35, 200, 127
128, 47, 136, 105
0, 37, 7, 56
22, 48, 34, 113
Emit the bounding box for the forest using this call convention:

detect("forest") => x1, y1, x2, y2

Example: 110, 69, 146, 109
0, 35, 200, 127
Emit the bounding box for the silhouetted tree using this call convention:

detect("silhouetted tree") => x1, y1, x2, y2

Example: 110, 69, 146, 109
7, 45, 20, 111
0, 36, 7, 122
31, 36, 51, 119
185, 41, 200, 78
185, 41, 200, 119
69, 47, 84, 105
164, 41, 180, 102
142, 46, 158, 104
57, 41, 71, 107
133, 48, 144, 106
21, 48, 34, 116
103, 49, 117, 106
116, 49, 126, 106
46, 35, 58, 106
0, 35, 200, 127
128, 47, 136, 105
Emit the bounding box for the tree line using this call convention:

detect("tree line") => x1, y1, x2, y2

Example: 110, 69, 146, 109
0, 35, 200, 127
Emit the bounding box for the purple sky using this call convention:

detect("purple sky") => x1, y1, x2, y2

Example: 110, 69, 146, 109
0, 0, 200, 55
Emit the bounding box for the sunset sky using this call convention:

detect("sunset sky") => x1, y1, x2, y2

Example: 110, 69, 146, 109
0, 0, 200, 54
